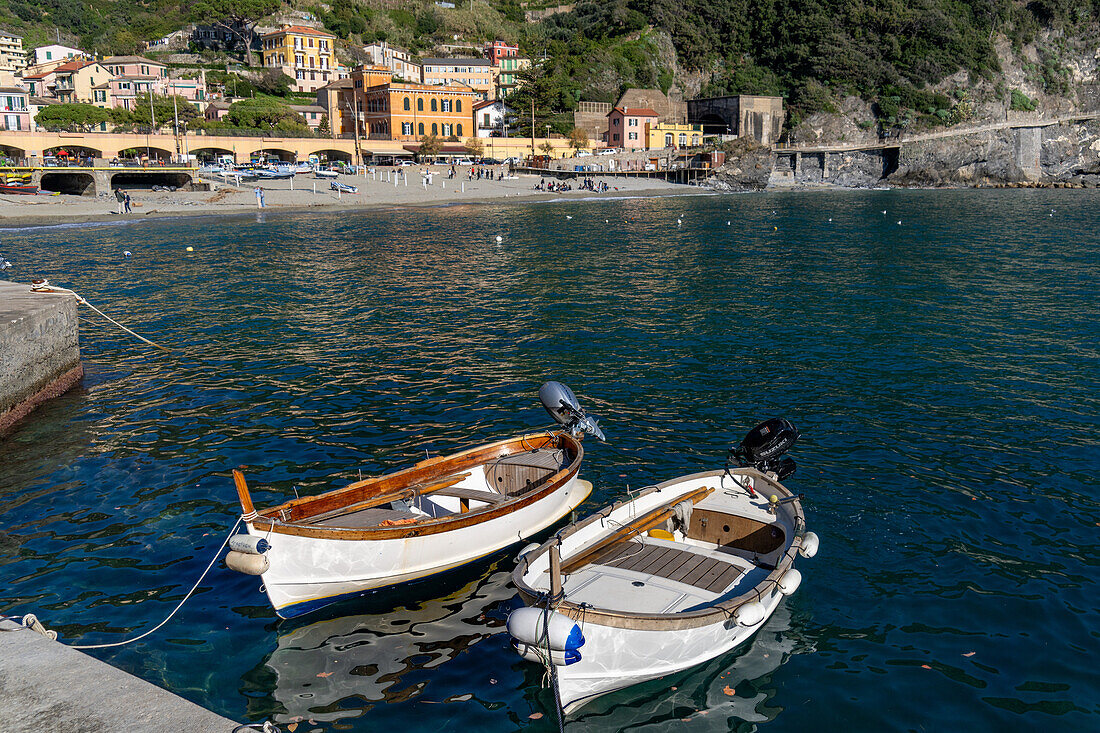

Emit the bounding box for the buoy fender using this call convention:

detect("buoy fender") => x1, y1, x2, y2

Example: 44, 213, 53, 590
229, 535, 270, 555
799, 531, 819, 558
733, 601, 766, 627
515, 542, 540, 563
225, 550, 269, 575
507, 607, 584, 651
778, 568, 802, 596
511, 640, 581, 666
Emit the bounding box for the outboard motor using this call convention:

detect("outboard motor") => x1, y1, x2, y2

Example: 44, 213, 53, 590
732, 418, 799, 480
539, 381, 606, 441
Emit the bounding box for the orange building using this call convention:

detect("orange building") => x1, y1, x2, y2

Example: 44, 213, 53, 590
345, 65, 478, 143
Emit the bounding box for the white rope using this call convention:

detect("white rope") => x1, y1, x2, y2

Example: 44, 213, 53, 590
30, 279, 169, 351
69, 516, 242, 650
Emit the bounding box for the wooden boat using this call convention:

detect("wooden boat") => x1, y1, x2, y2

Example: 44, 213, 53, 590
507, 419, 818, 714
313, 168, 339, 179
0, 181, 39, 195
227, 383, 604, 618
330, 181, 358, 194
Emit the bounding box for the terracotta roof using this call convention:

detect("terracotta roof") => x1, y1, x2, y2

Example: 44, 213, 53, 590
318, 78, 354, 89
54, 60, 100, 73
21, 72, 51, 79
0, 86, 27, 94
611, 107, 659, 117
265, 25, 336, 38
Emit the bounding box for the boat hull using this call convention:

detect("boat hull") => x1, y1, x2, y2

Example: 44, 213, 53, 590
248, 475, 592, 618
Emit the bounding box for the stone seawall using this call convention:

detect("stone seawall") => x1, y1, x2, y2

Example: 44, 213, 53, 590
0, 280, 83, 434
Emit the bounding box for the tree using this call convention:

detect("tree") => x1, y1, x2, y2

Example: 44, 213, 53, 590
319, 114, 331, 135
419, 133, 442, 159
34, 104, 113, 132
123, 94, 201, 129
567, 127, 589, 151
254, 69, 293, 97
464, 137, 485, 157
186, 0, 280, 65
539, 141, 554, 155
225, 98, 306, 129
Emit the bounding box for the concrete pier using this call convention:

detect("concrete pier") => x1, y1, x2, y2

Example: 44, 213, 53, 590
0, 280, 84, 433
0, 619, 240, 731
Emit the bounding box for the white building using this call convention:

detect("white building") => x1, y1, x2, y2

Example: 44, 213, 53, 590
28, 44, 84, 66
473, 99, 513, 138
362, 41, 420, 82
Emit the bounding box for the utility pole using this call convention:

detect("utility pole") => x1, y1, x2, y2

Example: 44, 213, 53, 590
172, 86, 180, 163
530, 98, 535, 158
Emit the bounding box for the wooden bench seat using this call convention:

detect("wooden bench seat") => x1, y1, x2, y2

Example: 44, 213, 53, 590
590, 542, 744, 594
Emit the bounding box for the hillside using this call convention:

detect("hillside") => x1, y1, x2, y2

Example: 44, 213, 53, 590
5, 0, 1100, 138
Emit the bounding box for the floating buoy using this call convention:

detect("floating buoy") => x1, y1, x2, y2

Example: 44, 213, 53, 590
727, 221, 731, 225
566, 215, 573, 219
733, 601, 766, 627
799, 531, 820, 558
773, 226, 778, 231
677, 218, 682, 226
495, 235, 503, 242
186, 246, 194, 252
512, 640, 581, 666
225, 550, 269, 575
897, 220, 902, 225
515, 542, 540, 563
123, 251, 132, 257
778, 568, 802, 596
508, 607, 584, 651
229, 534, 270, 555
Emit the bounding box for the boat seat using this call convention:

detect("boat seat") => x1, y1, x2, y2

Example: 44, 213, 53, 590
429, 486, 507, 504
310, 506, 419, 528
486, 448, 567, 498
590, 541, 744, 594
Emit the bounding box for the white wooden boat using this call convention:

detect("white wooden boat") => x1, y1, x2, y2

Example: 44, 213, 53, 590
313, 168, 339, 179
227, 383, 604, 618
507, 419, 818, 714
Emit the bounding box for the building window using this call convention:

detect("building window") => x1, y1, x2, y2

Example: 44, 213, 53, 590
483, 113, 490, 126
613, 118, 620, 126
665, 133, 673, 147
46, 51, 52, 60
678, 133, 686, 146
612, 133, 620, 141
442, 123, 451, 136
403, 97, 410, 111
692, 135, 700, 146
455, 100, 462, 112
296, 70, 304, 80
431, 122, 437, 135
628, 132, 638, 141
403, 122, 412, 135
417, 98, 423, 111
628, 118, 637, 127
430, 99, 437, 112
456, 123, 462, 136
441, 99, 450, 112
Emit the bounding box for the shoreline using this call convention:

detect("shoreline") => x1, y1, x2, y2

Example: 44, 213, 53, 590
0, 169, 696, 231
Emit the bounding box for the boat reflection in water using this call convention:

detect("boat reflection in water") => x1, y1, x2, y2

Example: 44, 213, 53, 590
259, 564, 515, 726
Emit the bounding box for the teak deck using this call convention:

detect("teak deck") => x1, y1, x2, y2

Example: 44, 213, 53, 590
591, 542, 744, 595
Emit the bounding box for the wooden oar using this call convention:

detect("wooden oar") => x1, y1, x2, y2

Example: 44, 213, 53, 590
560, 486, 714, 575
300, 473, 472, 525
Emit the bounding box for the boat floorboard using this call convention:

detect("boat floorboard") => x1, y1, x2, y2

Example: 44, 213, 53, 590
310, 507, 418, 528
593, 542, 743, 594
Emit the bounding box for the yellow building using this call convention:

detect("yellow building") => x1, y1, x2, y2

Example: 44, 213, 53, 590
342, 65, 477, 143
646, 121, 703, 150
52, 60, 111, 104
0, 30, 25, 74
261, 25, 337, 93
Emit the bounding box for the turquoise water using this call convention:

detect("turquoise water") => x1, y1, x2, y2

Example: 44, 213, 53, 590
1, 189, 1097, 730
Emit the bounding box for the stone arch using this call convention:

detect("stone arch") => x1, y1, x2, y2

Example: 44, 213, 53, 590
190, 146, 235, 163
113, 145, 174, 163
40, 171, 95, 195
0, 143, 25, 164
249, 147, 296, 162
44, 144, 103, 163
308, 148, 352, 163
110, 171, 193, 190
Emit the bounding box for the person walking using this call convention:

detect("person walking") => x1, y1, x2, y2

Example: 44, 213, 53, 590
124, 192, 132, 213
114, 188, 125, 214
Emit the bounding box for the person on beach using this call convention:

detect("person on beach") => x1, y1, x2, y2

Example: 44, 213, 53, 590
124, 193, 132, 213
114, 189, 125, 214
255, 187, 265, 208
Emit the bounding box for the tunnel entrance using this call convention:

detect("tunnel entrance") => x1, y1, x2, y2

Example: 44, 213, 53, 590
40, 172, 96, 196
110, 172, 193, 191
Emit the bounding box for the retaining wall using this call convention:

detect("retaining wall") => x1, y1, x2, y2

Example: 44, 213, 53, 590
0, 280, 83, 433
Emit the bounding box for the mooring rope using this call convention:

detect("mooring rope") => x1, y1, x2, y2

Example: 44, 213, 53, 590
30, 278, 169, 351
66, 516, 243, 650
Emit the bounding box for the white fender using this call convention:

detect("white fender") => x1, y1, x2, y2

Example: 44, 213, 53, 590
507, 606, 584, 652
733, 601, 766, 627
515, 542, 540, 562
229, 535, 270, 555
778, 568, 802, 596
511, 640, 581, 666
799, 532, 819, 558
225, 550, 269, 575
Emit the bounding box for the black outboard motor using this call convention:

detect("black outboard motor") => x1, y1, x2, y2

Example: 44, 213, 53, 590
731, 418, 800, 482
539, 381, 606, 441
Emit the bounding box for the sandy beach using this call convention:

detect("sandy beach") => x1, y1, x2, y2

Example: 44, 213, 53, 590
0, 167, 694, 229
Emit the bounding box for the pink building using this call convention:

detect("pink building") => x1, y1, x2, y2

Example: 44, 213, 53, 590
607, 107, 658, 151
487, 40, 519, 65
0, 86, 30, 131
101, 55, 168, 80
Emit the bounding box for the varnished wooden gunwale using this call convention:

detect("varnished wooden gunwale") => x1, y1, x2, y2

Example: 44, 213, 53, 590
246, 431, 582, 541
513, 467, 806, 631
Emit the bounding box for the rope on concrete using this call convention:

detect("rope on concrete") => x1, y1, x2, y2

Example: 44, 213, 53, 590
68, 516, 243, 650
29, 278, 169, 351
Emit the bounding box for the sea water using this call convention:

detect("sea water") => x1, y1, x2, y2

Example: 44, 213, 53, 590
0, 189, 1096, 730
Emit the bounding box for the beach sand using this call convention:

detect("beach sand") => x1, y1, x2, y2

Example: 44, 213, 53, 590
0, 166, 695, 229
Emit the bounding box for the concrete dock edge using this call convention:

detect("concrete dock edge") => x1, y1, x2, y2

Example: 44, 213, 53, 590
0, 619, 241, 732
0, 279, 83, 434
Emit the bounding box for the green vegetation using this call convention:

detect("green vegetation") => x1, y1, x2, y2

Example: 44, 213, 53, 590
34, 95, 200, 131
1011, 89, 1037, 111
